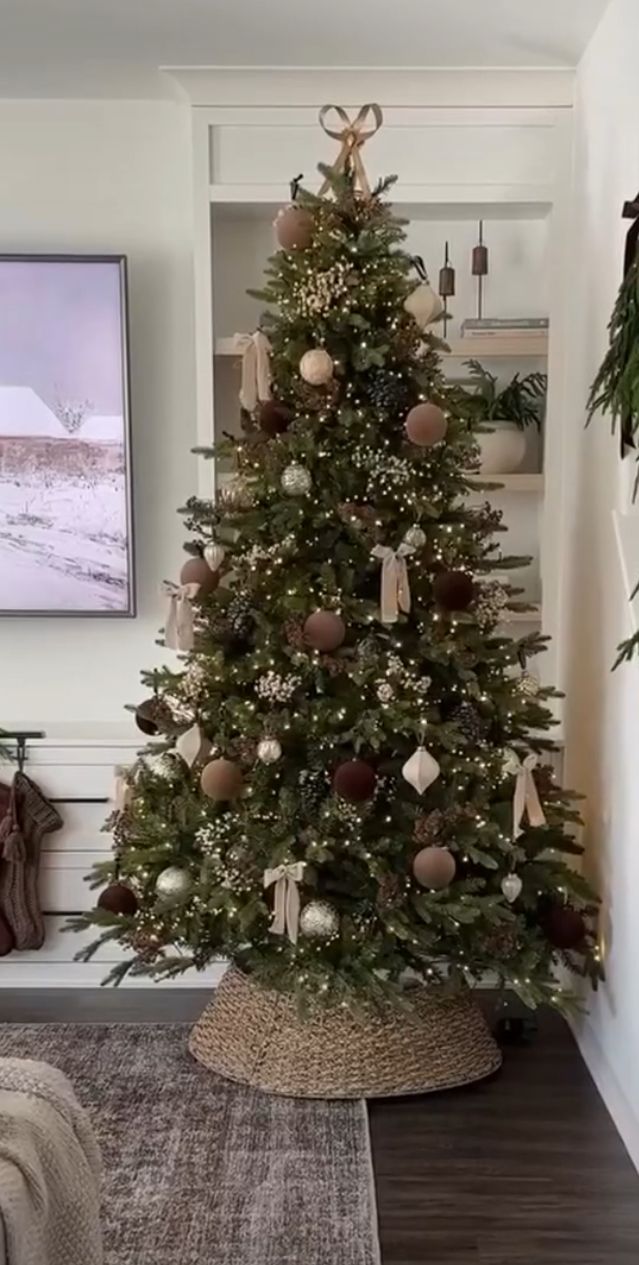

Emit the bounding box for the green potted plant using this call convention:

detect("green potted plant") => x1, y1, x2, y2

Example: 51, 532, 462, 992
461, 360, 547, 474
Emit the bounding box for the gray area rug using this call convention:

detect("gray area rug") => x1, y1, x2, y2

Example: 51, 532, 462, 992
0, 1023, 380, 1265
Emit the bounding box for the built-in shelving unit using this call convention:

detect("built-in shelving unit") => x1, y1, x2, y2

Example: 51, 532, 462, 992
181, 69, 571, 702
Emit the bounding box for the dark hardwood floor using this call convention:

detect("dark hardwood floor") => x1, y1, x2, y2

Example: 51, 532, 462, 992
2, 991, 638, 1264
369, 1006, 639, 1265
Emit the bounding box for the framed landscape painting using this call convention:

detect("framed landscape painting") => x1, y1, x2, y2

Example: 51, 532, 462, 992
0, 254, 135, 615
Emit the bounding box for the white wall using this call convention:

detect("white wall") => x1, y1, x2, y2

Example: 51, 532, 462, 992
562, 0, 639, 1169
0, 100, 197, 731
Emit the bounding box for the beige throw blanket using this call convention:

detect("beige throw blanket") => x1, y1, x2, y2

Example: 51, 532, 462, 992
0, 1058, 102, 1265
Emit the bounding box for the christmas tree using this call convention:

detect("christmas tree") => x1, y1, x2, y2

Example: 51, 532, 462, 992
76, 113, 601, 1018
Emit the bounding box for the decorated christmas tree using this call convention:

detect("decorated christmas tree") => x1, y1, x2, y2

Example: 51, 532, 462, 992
76, 108, 601, 1068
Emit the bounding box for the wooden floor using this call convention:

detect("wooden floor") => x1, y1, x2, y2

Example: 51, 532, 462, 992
369, 1006, 639, 1265
2, 991, 638, 1264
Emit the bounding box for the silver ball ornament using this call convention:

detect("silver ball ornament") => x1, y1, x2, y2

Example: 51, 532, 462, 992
257, 737, 282, 764
281, 462, 312, 497
299, 899, 339, 940
403, 524, 426, 550
518, 672, 540, 698
299, 348, 334, 386
155, 866, 193, 903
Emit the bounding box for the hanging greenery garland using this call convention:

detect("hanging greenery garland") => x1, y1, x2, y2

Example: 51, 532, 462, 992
587, 197, 639, 666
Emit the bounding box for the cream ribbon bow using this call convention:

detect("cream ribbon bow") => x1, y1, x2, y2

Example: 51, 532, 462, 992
318, 103, 383, 199
371, 542, 416, 624
163, 581, 200, 652
503, 750, 547, 840
263, 862, 305, 944
233, 331, 272, 413
112, 766, 131, 813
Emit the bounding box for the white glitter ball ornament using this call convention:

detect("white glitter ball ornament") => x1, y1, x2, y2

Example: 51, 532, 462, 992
281, 463, 312, 497
299, 348, 334, 386
155, 866, 193, 903
403, 524, 426, 550
257, 737, 282, 764
299, 899, 340, 940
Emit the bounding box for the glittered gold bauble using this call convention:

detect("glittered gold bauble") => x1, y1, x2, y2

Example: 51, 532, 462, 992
403, 524, 427, 550
155, 866, 193, 903
332, 759, 376, 803
200, 757, 244, 801
518, 671, 540, 698
404, 402, 448, 447
274, 205, 314, 251
303, 610, 346, 653
281, 462, 312, 496
258, 399, 293, 436
257, 737, 282, 764
179, 556, 219, 595
218, 476, 253, 511
135, 697, 173, 737
299, 348, 334, 386
412, 846, 457, 890
97, 882, 138, 915
299, 899, 339, 940
432, 570, 475, 611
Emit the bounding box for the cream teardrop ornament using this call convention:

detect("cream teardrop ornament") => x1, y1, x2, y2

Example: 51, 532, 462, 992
501, 873, 523, 904
403, 282, 444, 330
401, 745, 441, 795
203, 542, 226, 572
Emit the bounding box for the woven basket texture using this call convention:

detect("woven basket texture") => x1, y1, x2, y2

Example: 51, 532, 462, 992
189, 966, 502, 1098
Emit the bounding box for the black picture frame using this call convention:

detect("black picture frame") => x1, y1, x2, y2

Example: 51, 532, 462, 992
0, 253, 135, 617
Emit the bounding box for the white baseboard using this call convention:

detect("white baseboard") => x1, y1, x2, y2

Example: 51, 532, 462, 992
571, 1016, 639, 1174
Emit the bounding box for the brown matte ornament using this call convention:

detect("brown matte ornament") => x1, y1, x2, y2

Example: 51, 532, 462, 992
412, 846, 457, 890
432, 570, 475, 611
258, 399, 292, 436
303, 610, 346, 653
274, 205, 314, 251
542, 904, 586, 950
0, 911, 15, 956
97, 882, 139, 916
404, 402, 448, 448
332, 759, 376, 803
180, 556, 220, 595
200, 757, 244, 801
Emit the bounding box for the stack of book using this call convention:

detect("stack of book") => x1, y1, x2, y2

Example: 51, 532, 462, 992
460, 317, 549, 339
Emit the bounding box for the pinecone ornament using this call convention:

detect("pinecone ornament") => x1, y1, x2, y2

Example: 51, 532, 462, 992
227, 593, 253, 638
376, 872, 402, 911
451, 701, 486, 743
298, 767, 327, 815
414, 809, 444, 845
367, 369, 411, 414
481, 924, 520, 961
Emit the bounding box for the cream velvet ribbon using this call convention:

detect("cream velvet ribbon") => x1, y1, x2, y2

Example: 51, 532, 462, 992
503, 750, 547, 839
371, 542, 415, 624
112, 767, 131, 813
263, 862, 305, 944
318, 103, 383, 199
163, 581, 200, 652
233, 331, 272, 412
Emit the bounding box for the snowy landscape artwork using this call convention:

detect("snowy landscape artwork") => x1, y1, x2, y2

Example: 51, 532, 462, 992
0, 256, 134, 613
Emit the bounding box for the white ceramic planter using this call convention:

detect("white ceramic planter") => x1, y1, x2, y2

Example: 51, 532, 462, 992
476, 421, 526, 475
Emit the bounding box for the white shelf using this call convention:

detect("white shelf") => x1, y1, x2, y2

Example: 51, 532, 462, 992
445, 336, 548, 358
467, 473, 544, 492
209, 185, 554, 214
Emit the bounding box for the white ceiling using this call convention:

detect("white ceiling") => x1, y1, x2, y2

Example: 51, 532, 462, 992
0, 0, 611, 99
